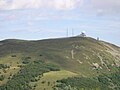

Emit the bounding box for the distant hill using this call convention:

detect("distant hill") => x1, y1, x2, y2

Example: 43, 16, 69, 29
0, 37, 120, 76
0, 37, 120, 90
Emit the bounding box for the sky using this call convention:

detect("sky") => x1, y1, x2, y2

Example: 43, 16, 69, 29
0, 0, 120, 46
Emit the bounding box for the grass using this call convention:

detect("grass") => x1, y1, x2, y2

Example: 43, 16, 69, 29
0, 54, 22, 86
0, 37, 120, 86
0, 53, 36, 86
30, 70, 77, 90
0, 66, 20, 86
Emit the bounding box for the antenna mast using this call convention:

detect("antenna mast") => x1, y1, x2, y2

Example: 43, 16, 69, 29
72, 28, 74, 36
67, 28, 69, 37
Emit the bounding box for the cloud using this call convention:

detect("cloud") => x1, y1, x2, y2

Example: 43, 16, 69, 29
0, 0, 120, 17
0, 0, 82, 10
1, 0, 120, 15
90, 0, 120, 15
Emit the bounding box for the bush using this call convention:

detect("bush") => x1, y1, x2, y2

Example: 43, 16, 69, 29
22, 59, 30, 64
0, 64, 9, 69
11, 55, 16, 57
0, 75, 5, 81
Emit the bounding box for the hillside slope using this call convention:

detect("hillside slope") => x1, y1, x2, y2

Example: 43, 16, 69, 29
0, 37, 120, 77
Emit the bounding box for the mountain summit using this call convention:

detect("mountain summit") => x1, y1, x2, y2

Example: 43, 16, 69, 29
0, 37, 120, 90
0, 37, 120, 76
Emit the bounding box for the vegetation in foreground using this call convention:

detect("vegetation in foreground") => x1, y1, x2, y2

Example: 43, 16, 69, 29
55, 67, 120, 90
0, 60, 60, 90
31, 70, 77, 90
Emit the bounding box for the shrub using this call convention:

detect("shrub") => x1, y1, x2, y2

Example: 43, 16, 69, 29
0, 75, 5, 81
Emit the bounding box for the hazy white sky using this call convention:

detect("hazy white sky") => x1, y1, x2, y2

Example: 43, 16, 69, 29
0, 0, 120, 46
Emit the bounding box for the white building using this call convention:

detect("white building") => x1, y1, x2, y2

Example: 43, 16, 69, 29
79, 31, 86, 37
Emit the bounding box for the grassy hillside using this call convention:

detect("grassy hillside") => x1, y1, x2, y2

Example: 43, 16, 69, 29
30, 70, 77, 90
55, 67, 120, 90
0, 37, 120, 89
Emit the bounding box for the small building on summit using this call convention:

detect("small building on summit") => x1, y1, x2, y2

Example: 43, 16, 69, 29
79, 31, 86, 37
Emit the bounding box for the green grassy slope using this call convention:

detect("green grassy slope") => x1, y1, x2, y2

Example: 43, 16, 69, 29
0, 37, 120, 89
0, 37, 120, 80
30, 70, 77, 90
0, 37, 120, 76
